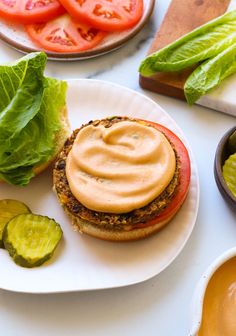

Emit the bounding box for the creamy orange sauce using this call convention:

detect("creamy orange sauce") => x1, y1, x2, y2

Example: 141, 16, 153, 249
198, 257, 236, 336
66, 120, 176, 213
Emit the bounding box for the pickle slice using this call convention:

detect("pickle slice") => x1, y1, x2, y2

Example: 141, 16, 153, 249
0, 199, 30, 248
3, 214, 62, 268
223, 152, 236, 197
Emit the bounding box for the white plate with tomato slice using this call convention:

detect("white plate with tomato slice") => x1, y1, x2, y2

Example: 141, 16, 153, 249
0, 0, 155, 60
0, 79, 199, 293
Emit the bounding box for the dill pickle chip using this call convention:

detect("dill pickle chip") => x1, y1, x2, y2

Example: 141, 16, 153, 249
3, 214, 62, 268
223, 152, 236, 197
0, 199, 31, 248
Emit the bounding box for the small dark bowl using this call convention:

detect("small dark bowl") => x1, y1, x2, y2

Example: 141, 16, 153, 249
214, 126, 236, 211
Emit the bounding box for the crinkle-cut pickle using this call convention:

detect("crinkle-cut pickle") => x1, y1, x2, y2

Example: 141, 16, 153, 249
223, 153, 236, 197
3, 214, 62, 268
0, 199, 30, 248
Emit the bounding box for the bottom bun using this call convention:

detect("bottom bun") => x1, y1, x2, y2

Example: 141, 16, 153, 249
66, 209, 179, 242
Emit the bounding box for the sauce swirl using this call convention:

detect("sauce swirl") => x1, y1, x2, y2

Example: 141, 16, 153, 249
66, 120, 176, 213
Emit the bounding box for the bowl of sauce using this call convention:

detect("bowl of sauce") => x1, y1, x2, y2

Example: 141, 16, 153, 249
189, 247, 236, 336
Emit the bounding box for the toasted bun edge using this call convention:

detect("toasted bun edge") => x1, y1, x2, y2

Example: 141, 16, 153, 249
62, 192, 188, 242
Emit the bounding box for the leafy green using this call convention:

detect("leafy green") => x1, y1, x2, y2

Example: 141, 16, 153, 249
139, 10, 236, 76
0, 53, 45, 138
0, 52, 67, 186
184, 43, 236, 104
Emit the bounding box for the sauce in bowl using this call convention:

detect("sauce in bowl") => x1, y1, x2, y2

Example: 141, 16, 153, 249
198, 257, 236, 336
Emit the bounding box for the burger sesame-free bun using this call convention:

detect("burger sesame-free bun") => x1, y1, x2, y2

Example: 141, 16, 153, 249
63, 202, 185, 242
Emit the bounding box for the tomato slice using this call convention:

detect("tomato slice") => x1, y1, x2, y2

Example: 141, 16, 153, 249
59, 0, 143, 32
133, 122, 191, 229
26, 14, 107, 52
0, 0, 65, 24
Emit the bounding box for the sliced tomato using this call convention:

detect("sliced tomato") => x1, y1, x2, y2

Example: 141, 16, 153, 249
0, 0, 65, 24
26, 14, 107, 52
59, 0, 143, 32
133, 122, 191, 229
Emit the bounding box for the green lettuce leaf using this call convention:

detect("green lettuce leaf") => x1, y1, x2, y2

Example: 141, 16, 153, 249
139, 10, 236, 76
0, 52, 46, 139
0, 52, 67, 186
184, 43, 236, 105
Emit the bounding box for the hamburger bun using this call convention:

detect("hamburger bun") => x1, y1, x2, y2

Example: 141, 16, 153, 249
53, 117, 191, 241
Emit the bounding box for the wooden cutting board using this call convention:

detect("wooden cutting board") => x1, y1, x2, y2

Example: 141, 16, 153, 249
139, 0, 231, 100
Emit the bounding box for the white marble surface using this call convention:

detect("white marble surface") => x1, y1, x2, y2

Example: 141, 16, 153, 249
0, 1, 236, 336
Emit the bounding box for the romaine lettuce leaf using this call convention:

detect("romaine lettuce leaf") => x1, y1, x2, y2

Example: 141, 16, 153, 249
139, 10, 236, 76
184, 43, 236, 105
0, 52, 45, 139
0, 52, 67, 186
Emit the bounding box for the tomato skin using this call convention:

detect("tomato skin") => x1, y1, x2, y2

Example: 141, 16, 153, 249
133, 122, 191, 229
0, 0, 65, 24
26, 14, 107, 53
59, 0, 143, 32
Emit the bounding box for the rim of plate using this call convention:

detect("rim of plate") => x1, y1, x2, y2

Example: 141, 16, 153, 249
0, 0, 155, 61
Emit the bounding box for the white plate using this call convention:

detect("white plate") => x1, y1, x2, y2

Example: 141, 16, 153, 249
0, 79, 199, 293
0, 0, 155, 61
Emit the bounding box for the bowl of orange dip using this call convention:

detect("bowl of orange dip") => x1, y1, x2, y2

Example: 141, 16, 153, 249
189, 247, 236, 336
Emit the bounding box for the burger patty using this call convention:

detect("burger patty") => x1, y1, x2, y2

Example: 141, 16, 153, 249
53, 117, 180, 230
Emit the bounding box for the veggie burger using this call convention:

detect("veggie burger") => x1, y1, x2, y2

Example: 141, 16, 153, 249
53, 116, 191, 241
